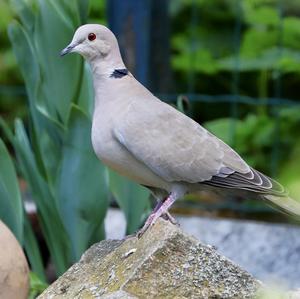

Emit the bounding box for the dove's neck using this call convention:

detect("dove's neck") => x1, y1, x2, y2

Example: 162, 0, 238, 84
89, 48, 125, 78
90, 48, 132, 109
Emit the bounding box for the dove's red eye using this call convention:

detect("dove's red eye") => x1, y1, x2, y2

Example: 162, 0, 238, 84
88, 33, 96, 41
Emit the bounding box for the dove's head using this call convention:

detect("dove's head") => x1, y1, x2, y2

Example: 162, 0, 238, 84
61, 24, 124, 70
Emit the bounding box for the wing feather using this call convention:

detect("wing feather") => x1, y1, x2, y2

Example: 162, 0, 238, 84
203, 168, 287, 196
114, 96, 250, 183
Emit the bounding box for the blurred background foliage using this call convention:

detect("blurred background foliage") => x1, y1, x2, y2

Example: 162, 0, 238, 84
0, 0, 300, 289
168, 0, 300, 195
0, 0, 150, 287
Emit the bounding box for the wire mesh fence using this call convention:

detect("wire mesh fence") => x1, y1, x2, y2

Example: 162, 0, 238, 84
108, 0, 300, 217
1, 0, 300, 217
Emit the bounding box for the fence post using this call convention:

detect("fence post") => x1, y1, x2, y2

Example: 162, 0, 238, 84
148, 0, 172, 93
107, 0, 151, 87
107, 0, 172, 92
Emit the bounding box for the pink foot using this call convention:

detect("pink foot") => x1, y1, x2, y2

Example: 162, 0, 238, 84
137, 193, 176, 238
162, 212, 179, 226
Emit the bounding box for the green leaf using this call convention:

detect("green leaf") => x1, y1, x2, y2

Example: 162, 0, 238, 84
109, 171, 150, 234
14, 119, 70, 275
10, 0, 36, 32
32, 0, 84, 125
88, 221, 106, 248
8, 21, 73, 131
28, 272, 48, 299
76, 62, 94, 117
283, 17, 300, 50
8, 21, 40, 103
77, 0, 89, 24
0, 117, 15, 145
244, 7, 279, 26
279, 141, 300, 200
8, 0, 101, 276
204, 118, 237, 146
172, 46, 218, 75
0, 139, 23, 242
240, 28, 278, 58
56, 105, 109, 261
23, 215, 46, 281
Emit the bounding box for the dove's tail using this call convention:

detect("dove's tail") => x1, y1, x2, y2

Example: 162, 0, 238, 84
203, 166, 300, 217
263, 194, 300, 218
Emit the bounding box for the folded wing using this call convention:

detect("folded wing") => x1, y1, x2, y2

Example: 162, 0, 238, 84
114, 97, 251, 184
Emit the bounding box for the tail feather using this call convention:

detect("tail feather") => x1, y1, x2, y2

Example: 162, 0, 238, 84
264, 194, 300, 217
204, 166, 300, 217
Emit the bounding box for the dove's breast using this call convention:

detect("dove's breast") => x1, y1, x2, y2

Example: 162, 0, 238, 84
91, 104, 170, 191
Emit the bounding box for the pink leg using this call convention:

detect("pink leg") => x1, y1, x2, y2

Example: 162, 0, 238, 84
137, 193, 176, 238
162, 212, 179, 225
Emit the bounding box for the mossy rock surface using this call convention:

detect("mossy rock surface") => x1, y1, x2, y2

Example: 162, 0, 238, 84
38, 219, 261, 299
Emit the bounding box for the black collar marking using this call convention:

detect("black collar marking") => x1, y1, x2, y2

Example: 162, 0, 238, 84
110, 68, 129, 78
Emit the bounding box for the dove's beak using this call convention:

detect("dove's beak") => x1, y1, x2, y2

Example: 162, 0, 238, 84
60, 42, 77, 56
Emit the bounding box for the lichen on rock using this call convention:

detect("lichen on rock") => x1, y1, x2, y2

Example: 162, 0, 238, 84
38, 219, 261, 299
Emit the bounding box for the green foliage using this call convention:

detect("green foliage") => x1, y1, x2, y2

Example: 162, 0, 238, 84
5, 0, 90, 276
205, 114, 275, 171
0, 133, 45, 279
279, 141, 300, 198
0, 138, 23, 241
170, 0, 300, 187
1, 0, 299, 282
204, 106, 300, 176
171, 0, 300, 94
0, 0, 150, 281
28, 272, 48, 299
56, 106, 109, 260
109, 171, 150, 234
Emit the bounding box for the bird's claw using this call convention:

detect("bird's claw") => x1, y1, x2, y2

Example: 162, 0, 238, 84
136, 223, 151, 239
136, 212, 179, 239
162, 212, 179, 226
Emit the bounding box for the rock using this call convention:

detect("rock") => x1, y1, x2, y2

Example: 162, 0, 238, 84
105, 208, 300, 288
287, 290, 300, 299
179, 216, 300, 289
0, 220, 29, 299
38, 219, 261, 299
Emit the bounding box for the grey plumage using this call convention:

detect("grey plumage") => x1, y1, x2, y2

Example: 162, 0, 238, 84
61, 24, 300, 234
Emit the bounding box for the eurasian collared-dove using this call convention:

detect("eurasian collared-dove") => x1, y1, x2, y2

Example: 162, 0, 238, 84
61, 24, 300, 236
